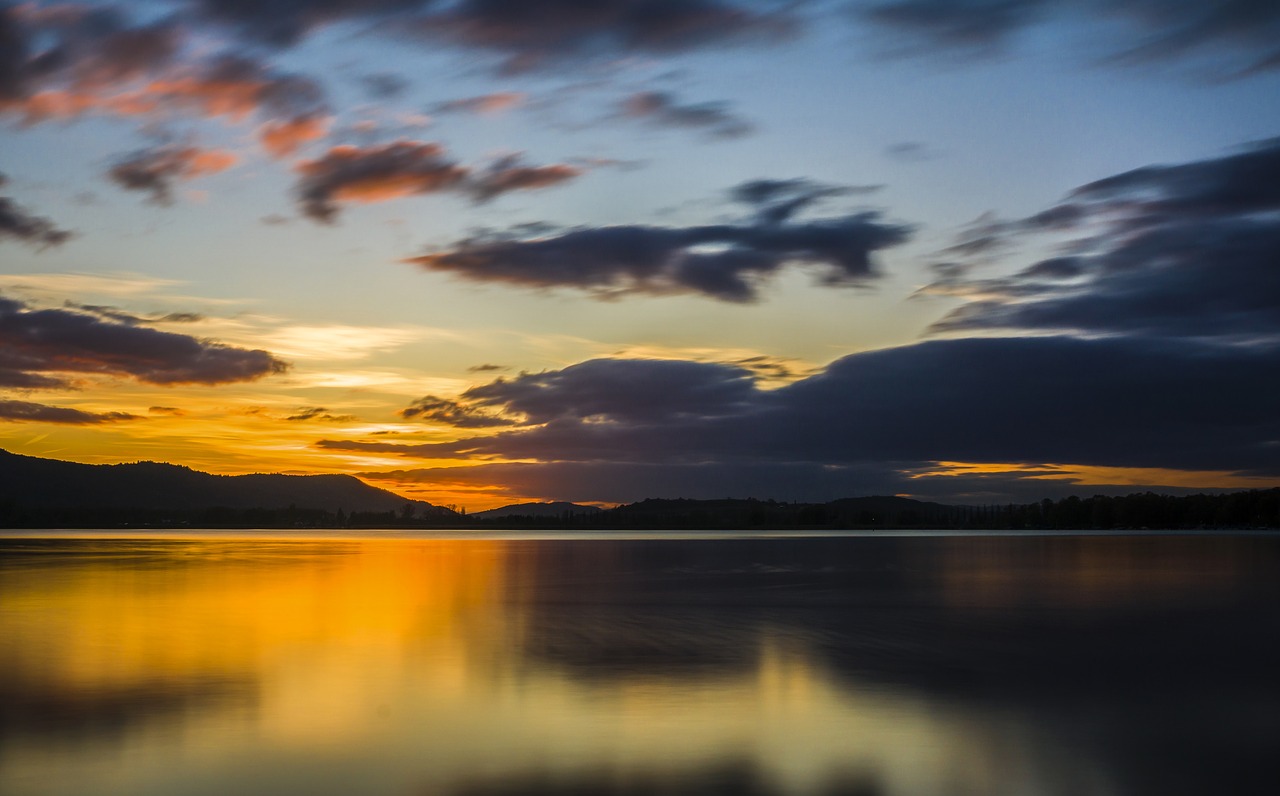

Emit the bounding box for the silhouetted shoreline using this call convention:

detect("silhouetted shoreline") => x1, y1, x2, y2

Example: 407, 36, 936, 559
3, 449, 1276, 531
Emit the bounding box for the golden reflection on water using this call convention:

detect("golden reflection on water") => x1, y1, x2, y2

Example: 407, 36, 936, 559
0, 534, 1274, 796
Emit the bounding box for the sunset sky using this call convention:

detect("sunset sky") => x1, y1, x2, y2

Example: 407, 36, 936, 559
2, 0, 1279, 509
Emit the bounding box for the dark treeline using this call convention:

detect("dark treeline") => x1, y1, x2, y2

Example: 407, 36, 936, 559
9, 489, 1276, 530
473, 491, 1280, 531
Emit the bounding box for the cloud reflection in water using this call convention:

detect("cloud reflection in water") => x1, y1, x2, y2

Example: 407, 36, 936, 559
0, 534, 1276, 796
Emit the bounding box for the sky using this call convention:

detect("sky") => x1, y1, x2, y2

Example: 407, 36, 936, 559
2, 0, 1279, 510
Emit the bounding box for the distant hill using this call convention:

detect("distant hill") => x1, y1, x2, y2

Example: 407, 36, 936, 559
471, 501, 603, 520
0, 449, 434, 514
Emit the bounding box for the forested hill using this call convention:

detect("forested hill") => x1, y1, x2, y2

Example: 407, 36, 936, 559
0, 449, 442, 518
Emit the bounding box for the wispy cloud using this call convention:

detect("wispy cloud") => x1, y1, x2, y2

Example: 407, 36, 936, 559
619, 91, 753, 140
256, 324, 428, 360
0, 272, 188, 302
431, 92, 525, 116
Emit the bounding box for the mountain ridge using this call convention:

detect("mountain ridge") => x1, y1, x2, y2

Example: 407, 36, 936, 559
0, 448, 432, 514
470, 501, 603, 520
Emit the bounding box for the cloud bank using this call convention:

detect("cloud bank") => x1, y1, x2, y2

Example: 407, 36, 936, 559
326, 336, 1280, 495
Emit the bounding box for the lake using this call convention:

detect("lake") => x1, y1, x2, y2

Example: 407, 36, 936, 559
1, 531, 1277, 795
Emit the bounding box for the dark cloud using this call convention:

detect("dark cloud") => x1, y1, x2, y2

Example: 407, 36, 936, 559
728, 354, 811, 382
860, 0, 1051, 53
160, 312, 204, 323
928, 139, 1280, 342
171, 0, 797, 72
0, 364, 64, 389
294, 141, 468, 223
148, 405, 186, 416
1068, 136, 1280, 220
321, 336, 1280, 487
0, 399, 136, 425
408, 0, 796, 73
936, 211, 1017, 262
469, 155, 582, 203
400, 395, 515, 428
0, 4, 182, 115
468, 358, 758, 425
107, 144, 237, 205
728, 178, 880, 224
57, 15, 183, 87
856, 0, 1280, 75
0, 5, 24, 104
0, 13, 332, 156
147, 55, 330, 156
619, 91, 753, 139
62, 302, 204, 326
284, 406, 357, 422
294, 142, 585, 221
760, 337, 1279, 474
187, 0, 433, 48
0, 175, 73, 248
407, 205, 912, 302
934, 217, 1280, 340
467, 363, 508, 373
0, 294, 287, 387
153, 53, 326, 119
359, 71, 411, 99
402, 356, 769, 429
1014, 255, 1085, 280
884, 141, 939, 162
1104, 0, 1280, 74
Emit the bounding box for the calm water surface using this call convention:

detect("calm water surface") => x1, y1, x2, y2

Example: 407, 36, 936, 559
1, 532, 1277, 796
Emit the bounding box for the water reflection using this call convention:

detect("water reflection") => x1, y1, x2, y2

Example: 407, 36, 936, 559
0, 534, 1276, 795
